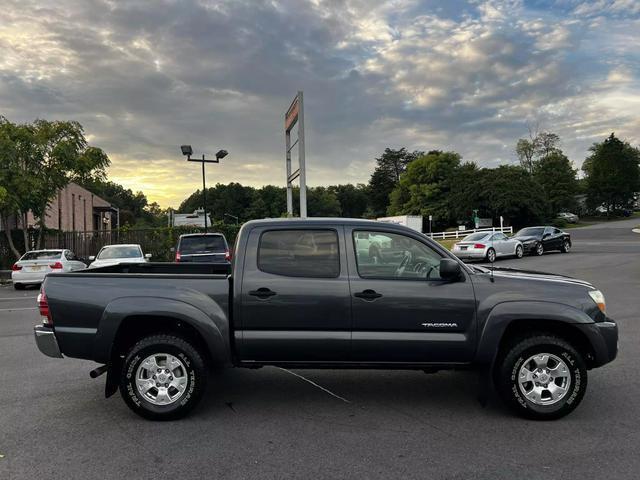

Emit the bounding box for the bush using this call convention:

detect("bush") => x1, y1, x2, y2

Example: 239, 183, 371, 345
551, 218, 568, 228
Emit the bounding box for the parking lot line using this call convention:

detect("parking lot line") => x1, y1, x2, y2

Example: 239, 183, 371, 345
0, 307, 37, 312
0, 297, 38, 301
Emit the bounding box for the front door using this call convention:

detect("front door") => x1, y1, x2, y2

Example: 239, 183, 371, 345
347, 228, 477, 363
238, 226, 352, 362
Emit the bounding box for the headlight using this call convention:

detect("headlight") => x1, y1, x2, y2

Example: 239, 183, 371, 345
588, 290, 606, 314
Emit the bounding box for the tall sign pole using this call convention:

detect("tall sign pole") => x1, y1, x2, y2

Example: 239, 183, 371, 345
285, 91, 307, 217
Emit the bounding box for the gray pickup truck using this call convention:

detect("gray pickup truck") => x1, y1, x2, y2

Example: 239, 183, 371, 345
34, 218, 618, 420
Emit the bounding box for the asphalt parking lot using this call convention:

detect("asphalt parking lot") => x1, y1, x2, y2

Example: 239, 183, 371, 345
1, 218, 638, 480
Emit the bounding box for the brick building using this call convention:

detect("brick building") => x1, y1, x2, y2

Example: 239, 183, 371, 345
2, 182, 117, 232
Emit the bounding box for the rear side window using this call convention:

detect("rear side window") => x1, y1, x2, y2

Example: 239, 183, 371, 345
21, 251, 62, 260
258, 229, 340, 278
179, 235, 226, 254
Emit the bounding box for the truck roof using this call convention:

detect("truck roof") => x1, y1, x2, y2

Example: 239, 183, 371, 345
243, 217, 417, 231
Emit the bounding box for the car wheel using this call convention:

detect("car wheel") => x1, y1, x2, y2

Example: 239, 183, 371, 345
515, 245, 524, 259
561, 240, 571, 253
495, 334, 587, 420
486, 248, 496, 263
120, 334, 207, 420
534, 242, 544, 256
13, 283, 25, 290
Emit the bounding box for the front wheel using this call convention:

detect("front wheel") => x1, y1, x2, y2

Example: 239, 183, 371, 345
120, 334, 207, 420
515, 245, 524, 259
561, 240, 571, 253
13, 283, 25, 290
534, 242, 544, 256
496, 334, 587, 420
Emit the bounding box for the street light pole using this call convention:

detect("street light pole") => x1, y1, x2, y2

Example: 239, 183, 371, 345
180, 146, 228, 235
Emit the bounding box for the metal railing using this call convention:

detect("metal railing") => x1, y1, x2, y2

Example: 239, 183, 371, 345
428, 226, 513, 240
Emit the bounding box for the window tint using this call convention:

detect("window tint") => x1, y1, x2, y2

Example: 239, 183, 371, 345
464, 232, 490, 241
21, 251, 63, 261
258, 230, 340, 278
516, 227, 544, 237
97, 246, 142, 260
494, 233, 508, 241
553, 228, 562, 234
353, 231, 443, 280
179, 235, 226, 254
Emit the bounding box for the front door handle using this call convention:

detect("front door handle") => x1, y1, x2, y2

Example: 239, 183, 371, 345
354, 289, 382, 301
249, 287, 277, 299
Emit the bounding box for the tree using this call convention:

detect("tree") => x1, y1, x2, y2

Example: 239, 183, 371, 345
387, 151, 462, 227
367, 148, 424, 217
328, 184, 369, 218
0, 117, 110, 256
515, 129, 561, 173
533, 151, 578, 214
583, 133, 640, 213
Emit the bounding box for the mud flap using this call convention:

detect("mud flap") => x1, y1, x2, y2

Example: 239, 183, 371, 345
476, 365, 491, 407
105, 362, 119, 398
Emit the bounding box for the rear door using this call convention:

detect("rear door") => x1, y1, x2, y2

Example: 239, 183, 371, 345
346, 227, 477, 363
237, 226, 352, 362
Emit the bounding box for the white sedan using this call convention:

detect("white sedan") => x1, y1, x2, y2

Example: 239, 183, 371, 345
88, 244, 151, 269
11, 249, 87, 290
452, 232, 524, 262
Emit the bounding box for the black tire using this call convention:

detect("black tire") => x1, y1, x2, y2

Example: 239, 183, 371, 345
486, 248, 496, 263
119, 334, 207, 420
534, 242, 544, 256
495, 334, 587, 420
515, 245, 524, 259
13, 283, 25, 290
561, 240, 571, 253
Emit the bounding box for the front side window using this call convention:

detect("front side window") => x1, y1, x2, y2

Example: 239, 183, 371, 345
353, 231, 443, 280
258, 229, 340, 278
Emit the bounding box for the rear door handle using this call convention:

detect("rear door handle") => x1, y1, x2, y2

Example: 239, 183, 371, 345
354, 289, 383, 301
249, 287, 277, 299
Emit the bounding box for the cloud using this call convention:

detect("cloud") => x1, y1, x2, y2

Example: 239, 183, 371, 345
0, 0, 638, 206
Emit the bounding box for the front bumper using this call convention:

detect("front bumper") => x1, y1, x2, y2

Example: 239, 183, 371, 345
521, 242, 538, 253
34, 325, 63, 358
576, 319, 618, 368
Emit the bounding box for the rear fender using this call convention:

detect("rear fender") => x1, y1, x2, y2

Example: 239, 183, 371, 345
93, 296, 230, 366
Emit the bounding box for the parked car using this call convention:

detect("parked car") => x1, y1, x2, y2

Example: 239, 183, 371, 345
173, 233, 230, 263
451, 231, 523, 262
557, 212, 579, 223
88, 244, 151, 268
513, 226, 572, 256
11, 249, 86, 289
35, 218, 617, 421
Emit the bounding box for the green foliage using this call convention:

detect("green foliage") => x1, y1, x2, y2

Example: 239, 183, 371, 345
583, 133, 640, 213
551, 218, 568, 229
367, 148, 424, 217
388, 151, 462, 227
533, 151, 579, 214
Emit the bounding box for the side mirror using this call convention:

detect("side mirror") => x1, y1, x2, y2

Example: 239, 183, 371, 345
439, 258, 462, 281
144, 253, 152, 259
543, 233, 550, 238
88, 256, 96, 261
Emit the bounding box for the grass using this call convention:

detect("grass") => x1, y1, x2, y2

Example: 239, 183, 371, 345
436, 239, 457, 251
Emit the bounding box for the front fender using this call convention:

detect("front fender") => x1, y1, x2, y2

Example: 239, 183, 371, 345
93, 296, 230, 366
474, 300, 595, 366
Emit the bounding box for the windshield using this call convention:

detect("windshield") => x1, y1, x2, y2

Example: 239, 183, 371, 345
21, 251, 62, 261
179, 235, 226, 254
515, 227, 544, 237
463, 232, 490, 241
97, 246, 142, 260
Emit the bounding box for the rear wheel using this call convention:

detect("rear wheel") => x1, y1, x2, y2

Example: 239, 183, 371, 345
534, 242, 544, 256
486, 248, 496, 263
515, 245, 524, 259
119, 334, 207, 420
496, 334, 587, 420
13, 283, 25, 290
561, 240, 571, 253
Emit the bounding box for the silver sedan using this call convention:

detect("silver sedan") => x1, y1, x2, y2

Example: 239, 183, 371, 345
452, 232, 524, 262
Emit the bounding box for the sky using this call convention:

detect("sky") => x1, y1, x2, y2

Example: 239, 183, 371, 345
1, 0, 639, 207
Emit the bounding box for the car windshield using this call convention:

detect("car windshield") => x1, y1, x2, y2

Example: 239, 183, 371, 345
515, 227, 544, 237
97, 246, 142, 260
463, 232, 490, 241
179, 235, 226, 254
21, 251, 62, 261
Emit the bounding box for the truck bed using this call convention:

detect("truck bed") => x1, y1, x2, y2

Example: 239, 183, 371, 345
44, 264, 231, 363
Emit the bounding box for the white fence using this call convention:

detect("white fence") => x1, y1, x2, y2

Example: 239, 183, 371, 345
428, 226, 513, 240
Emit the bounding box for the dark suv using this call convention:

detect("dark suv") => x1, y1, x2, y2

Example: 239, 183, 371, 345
174, 233, 230, 263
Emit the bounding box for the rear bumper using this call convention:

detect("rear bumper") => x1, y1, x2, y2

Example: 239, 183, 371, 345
34, 325, 63, 358
576, 319, 618, 368
452, 249, 486, 259
12, 271, 47, 284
